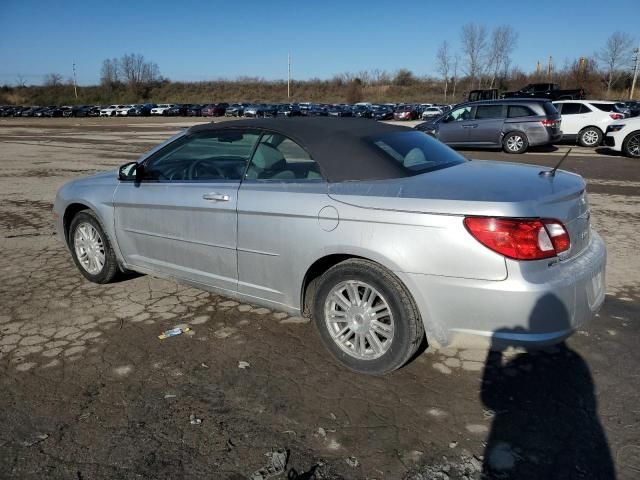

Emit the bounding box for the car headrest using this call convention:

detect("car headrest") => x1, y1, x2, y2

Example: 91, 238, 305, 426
252, 143, 285, 170
404, 148, 426, 168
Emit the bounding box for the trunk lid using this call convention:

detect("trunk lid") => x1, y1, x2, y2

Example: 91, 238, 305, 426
328, 160, 590, 259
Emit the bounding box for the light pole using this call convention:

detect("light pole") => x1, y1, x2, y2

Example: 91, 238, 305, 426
72, 63, 78, 100
287, 52, 291, 99
631, 47, 639, 100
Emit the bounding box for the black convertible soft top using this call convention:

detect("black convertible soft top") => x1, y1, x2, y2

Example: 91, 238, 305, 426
189, 117, 413, 182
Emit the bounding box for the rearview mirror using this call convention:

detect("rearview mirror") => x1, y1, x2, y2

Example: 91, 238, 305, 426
118, 161, 140, 181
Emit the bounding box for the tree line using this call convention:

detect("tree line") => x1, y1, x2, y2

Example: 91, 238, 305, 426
1, 31, 637, 106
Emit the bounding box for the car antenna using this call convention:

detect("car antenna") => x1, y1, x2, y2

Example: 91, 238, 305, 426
539, 148, 572, 177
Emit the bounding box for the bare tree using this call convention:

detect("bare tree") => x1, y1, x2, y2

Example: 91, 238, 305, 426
487, 26, 518, 88
43, 73, 64, 87
461, 23, 487, 88
16, 75, 26, 88
100, 58, 120, 87
119, 53, 160, 86
452, 54, 460, 100
596, 31, 634, 97
436, 41, 451, 101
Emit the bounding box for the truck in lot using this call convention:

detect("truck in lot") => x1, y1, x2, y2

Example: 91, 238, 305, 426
502, 83, 585, 101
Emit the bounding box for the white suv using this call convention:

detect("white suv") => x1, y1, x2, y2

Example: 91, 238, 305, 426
150, 104, 175, 115
552, 100, 625, 147
99, 105, 121, 117
603, 117, 640, 158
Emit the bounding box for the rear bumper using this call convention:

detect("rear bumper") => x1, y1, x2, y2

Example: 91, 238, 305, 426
397, 231, 606, 349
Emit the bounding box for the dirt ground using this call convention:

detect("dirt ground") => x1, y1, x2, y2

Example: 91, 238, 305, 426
0, 117, 638, 480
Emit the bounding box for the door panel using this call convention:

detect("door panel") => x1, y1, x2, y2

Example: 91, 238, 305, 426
467, 118, 504, 144
113, 181, 240, 292
237, 181, 328, 307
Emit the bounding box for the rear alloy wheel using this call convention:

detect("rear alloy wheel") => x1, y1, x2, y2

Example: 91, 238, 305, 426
622, 131, 640, 158
578, 127, 602, 147
313, 259, 424, 374
69, 210, 119, 284
502, 132, 528, 154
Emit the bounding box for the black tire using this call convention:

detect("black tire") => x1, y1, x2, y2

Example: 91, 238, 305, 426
622, 131, 640, 158
68, 210, 119, 284
502, 131, 529, 154
312, 259, 424, 375
578, 127, 602, 147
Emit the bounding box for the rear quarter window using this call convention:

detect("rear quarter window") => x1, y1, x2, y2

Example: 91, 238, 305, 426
591, 103, 615, 112
370, 131, 466, 176
507, 105, 535, 118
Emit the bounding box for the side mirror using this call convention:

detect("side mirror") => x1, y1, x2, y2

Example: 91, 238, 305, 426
441, 116, 451, 123
118, 161, 141, 181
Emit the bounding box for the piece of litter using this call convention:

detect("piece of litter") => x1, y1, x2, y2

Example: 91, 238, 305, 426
317, 427, 327, 438
329, 412, 337, 421
20, 433, 49, 447
164, 394, 177, 399
238, 361, 250, 369
345, 456, 360, 468
250, 448, 288, 480
201, 362, 209, 368
449, 441, 458, 448
189, 414, 202, 425
158, 327, 191, 340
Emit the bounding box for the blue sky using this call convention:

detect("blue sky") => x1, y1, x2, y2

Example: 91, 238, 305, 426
1, 0, 638, 85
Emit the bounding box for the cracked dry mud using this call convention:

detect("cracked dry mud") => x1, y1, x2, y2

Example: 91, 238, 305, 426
0, 118, 639, 480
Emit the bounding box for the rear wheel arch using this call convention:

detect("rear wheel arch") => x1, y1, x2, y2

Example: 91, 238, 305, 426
502, 130, 529, 153
306, 256, 426, 373
578, 126, 603, 147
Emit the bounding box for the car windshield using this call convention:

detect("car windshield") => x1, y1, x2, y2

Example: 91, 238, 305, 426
369, 131, 466, 175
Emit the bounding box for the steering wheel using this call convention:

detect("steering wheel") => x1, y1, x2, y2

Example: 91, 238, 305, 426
188, 158, 225, 180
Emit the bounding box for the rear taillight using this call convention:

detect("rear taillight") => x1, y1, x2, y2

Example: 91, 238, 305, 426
540, 119, 559, 127
463, 217, 570, 260
610, 113, 623, 120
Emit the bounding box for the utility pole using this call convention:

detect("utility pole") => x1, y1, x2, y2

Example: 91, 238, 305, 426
287, 52, 291, 99
72, 63, 78, 100
631, 47, 639, 100
547, 56, 553, 80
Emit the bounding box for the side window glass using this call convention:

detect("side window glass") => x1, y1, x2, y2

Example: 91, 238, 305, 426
560, 103, 581, 115
508, 105, 534, 118
475, 105, 504, 119
143, 130, 260, 181
446, 106, 472, 122
579, 104, 592, 114
246, 134, 323, 181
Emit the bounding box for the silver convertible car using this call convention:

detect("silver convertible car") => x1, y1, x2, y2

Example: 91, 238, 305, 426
54, 118, 606, 374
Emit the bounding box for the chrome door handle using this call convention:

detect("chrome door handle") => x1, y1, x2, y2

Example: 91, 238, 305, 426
202, 192, 229, 201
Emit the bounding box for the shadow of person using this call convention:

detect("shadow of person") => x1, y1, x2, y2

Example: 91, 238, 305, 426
481, 294, 615, 479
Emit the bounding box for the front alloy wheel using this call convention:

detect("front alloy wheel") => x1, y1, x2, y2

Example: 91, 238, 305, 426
622, 132, 640, 158
69, 210, 119, 283
74, 222, 105, 275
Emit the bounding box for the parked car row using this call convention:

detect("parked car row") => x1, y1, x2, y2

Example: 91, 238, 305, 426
0, 102, 455, 121
414, 98, 640, 158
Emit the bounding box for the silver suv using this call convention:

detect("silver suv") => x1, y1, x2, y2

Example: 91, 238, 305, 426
416, 99, 562, 153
